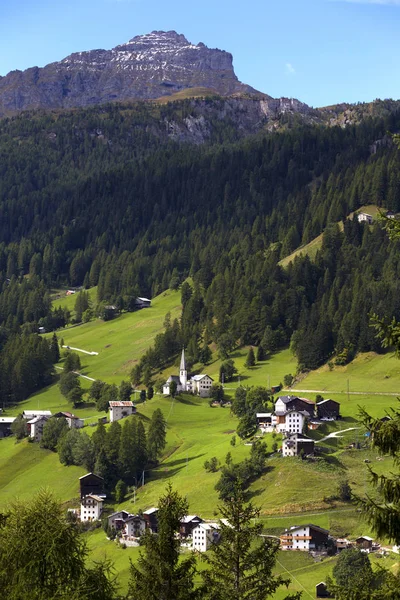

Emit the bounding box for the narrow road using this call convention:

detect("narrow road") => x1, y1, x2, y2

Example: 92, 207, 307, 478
288, 388, 400, 397
315, 427, 361, 444
62, 345, 98, 356
55, 365, 96, 382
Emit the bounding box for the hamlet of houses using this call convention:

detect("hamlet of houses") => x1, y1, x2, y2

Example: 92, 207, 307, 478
77, 472, 382, 560
256, 395, 341, 457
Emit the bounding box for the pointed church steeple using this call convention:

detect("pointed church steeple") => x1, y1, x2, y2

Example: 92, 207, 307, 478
180, 347, 186, 371
179, 347, 187, 389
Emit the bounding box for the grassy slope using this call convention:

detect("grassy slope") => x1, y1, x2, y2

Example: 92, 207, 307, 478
1, 287, 400, 595
52, 287, 98, 314
48, 288, 182, 383
279, 204, 384, 268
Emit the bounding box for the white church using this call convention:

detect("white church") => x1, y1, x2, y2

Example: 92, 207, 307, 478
163, 349, 213, 398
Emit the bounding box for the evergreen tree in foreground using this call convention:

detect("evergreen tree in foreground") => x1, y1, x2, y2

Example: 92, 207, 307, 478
0, 490, 116, 600
128, 484, 201, 600
202, 486, 301, 600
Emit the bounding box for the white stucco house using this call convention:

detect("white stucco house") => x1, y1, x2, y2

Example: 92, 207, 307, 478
124, 515, 146, 538
27, 416, 49, 442
109, 401, 136, 422
54, 411, 84, 429
80, 494, 104, 522
192, 522, 220, 552
163, 349, 213, 397
280, 524, 329, 551
284, 410, 308, 434
282, 433, 315, 457
357, 212, 373, 224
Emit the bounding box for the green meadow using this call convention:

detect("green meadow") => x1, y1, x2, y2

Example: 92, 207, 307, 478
1, 286, 400, 595
48, 288, 182, 383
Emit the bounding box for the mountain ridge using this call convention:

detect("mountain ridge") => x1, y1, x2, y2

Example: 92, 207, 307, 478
0, 30, 262, 116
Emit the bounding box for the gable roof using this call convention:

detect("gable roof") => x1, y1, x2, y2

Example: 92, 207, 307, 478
27, 416, 49, 424
108, 510, 130, 519
285, 524, 329, 535
109, 401, 134, 407
316, 399, 340, 406
181, 515, 203, 523
23, 410, 52, 417
79, 472, 104, 481
143, 507, 158, 515
191, 374, 213, 381
166, 375, 181, 383
83, 494, 104, 503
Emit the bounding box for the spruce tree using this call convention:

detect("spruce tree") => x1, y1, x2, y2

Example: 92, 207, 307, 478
147, 408, 167, 462
202, 486, 300, 600
245, 347, 256, 368
128, 484, 200, 600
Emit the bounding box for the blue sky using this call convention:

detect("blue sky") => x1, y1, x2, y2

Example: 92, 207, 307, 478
0, 0, 399, 107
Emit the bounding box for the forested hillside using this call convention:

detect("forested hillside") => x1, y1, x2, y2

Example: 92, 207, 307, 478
0, 98, 400, 393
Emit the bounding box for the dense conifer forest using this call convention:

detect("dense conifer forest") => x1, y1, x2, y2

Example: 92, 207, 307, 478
0, 98, 400, 401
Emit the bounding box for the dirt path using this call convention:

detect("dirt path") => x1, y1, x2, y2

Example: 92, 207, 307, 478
55, 365, 96, 382
62, 345, 98, 356
315, 427, 361, 444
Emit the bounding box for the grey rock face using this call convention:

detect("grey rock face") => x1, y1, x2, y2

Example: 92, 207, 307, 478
0, 30, 259, 115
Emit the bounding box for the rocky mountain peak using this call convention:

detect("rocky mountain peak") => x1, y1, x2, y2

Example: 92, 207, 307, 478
0, 31, 258, 116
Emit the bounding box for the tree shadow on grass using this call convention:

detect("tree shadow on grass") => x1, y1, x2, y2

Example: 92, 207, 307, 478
175, 396, 197, 406
147, 465, 187, 482
164, 453, 206, 468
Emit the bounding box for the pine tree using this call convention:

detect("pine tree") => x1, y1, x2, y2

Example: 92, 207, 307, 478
0, 490, 116, 600
202, 486, 300, 600
119, 418, 137, 484
128, 484, 200, 600
50, 333, 60, 363
245, 346, 256, 369
147, 408, 167, 462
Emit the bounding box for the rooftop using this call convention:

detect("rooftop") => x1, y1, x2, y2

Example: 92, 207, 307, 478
109, 401, 134, 407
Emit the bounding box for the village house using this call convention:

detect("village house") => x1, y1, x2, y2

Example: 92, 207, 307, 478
192, 522, 220, 552
284, 409, 309, 434
134, 297, 151, 309
180, 515, 204, 538
335, 538, 352, 552
316, 399, 340, 420
280, 524, 329, 551
80, 494, 104, 522
357, 212, 373, 224
109, 401, 136, 423
0, 416, 15, 438
274, 396, 315, 417
108, 510, 130, 531
143, 507, 159, 533
27, 415, 49, 442
163, 349, 213, 397
53, 411, 84, 428
316, 582, 331, 598
124, 515, 146, 538
282, 433, 315, 457
79, 473, 105, 499
355, 535, 373, 551
386, 210, 396, 219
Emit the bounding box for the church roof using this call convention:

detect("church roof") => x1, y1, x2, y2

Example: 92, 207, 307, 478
180, 348, 186, 371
